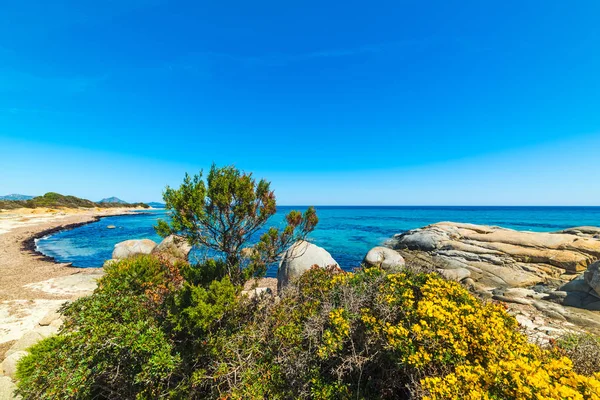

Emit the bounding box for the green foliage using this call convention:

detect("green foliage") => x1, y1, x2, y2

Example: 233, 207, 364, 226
16, 291, 179, 399
15, 256, 600, 399
156, 164, 318, 284
0, 192, 149, 210
167, 275, 239, 337
14, 255, 241, 399
16, 256, 182, 399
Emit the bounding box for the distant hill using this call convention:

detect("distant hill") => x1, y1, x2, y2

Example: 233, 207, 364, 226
0, 192, 149, 210
147, 202, 166, 208
0, 194, 35, 201
98, 197, 128, 204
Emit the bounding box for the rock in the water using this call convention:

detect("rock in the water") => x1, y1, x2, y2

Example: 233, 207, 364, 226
107, 225, 116, 229
151, 235, 192, 262
0, 376, 19, 400
277, 240, 338, 291
112, 239, 157, 260
363, 246, 405, 271
1, 351, 27, 380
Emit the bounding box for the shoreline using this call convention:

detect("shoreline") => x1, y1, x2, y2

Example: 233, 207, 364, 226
0, 207, 143, 302
22, 212, 136, 267
0, 207, 145, 347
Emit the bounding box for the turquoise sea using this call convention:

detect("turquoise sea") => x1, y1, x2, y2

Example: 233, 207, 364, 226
36, 206, 600, 277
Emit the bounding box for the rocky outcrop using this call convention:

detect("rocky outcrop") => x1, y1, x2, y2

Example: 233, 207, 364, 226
584, 260, 600, 297
363, 247, 405, 272
556, 226, 600, 239
277, 241, 338, 292
390, 222, 600, 288
544, 261, 600, 311
151, 235, 192, 263
112, 239, 157, 260
389, 222, 600, 337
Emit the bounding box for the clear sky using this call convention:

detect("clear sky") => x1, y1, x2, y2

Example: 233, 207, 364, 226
1, 0, 599, 205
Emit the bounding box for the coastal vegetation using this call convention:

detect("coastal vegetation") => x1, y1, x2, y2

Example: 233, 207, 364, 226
13, 166, 600, 399
15, 258, 600, 399
155, 165, 318, 284
0, 192, 149, 210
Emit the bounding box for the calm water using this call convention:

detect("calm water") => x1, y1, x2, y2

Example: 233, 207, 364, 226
36, 206, 600, 277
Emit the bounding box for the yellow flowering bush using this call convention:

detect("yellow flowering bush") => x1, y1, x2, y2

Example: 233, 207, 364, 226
59, 262, 595, 399
227, 267, 600, 399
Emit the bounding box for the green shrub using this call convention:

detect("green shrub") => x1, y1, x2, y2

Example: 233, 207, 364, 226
16, 256, 600, 399
553, 333, 600, 375
16, 293, 179, 399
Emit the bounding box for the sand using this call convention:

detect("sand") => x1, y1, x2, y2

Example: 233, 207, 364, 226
0, 207, 139, 345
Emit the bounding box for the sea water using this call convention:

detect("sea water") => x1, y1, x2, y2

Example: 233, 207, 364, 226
36, 206, 600, 277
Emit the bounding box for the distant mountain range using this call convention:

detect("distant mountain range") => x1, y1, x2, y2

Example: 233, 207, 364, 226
0, 194, 35, 201
98, 197, 128, 204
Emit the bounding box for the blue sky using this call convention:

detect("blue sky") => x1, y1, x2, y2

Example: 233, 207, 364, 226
1, 0, 599, 205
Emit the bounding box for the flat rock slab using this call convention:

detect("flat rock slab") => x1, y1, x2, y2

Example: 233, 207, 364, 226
391, 222, 600, 288
0, 300, 65, 344
23, 271, 104, 297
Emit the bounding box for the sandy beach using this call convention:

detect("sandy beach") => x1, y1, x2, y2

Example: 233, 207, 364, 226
0, 207, 140, 347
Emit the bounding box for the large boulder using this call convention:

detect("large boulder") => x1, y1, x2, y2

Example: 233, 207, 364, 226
112, 239, 157, 260
151, 235, 192, 263
38, 309, 61, 327
584, 260, 600, 297
363, 246, 405, 271
1, 351, 27, 380
5, 331, 43, 357
0, 376, 19, 400
277, 241, 338, 291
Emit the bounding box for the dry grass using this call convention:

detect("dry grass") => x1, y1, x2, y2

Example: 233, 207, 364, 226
555, 333, 600, 375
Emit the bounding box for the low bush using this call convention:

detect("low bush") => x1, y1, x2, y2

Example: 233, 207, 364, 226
553, 333, 600, 376
16, 255, 600, 399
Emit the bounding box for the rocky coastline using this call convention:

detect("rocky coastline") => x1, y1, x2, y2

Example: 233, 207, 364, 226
2, 216, 600, 398
388, 222, 600, 340
21, 213, 135, 265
